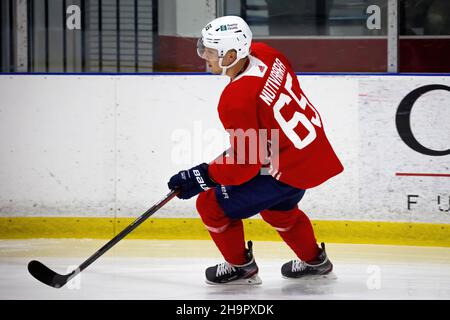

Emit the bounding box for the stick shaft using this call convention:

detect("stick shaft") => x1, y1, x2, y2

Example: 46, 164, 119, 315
70, 190, 178, 280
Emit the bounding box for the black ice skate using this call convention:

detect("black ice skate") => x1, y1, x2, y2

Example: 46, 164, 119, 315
205, 241, 262, 285
281, 242, 333, 279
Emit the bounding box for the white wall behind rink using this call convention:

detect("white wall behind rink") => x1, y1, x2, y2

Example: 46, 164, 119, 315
0, 75, 449, 223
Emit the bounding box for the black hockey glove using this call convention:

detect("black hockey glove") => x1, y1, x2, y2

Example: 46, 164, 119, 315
168, 163, 218, 199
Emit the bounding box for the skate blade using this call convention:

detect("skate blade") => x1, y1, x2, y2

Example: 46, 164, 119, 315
282, 272, 337, 281
206, 275, 262, 286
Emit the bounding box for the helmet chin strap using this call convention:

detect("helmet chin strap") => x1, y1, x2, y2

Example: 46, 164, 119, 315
219, 57, 241, 76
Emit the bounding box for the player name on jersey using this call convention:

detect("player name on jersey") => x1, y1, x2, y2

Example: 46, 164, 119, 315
259, 58, 287, 106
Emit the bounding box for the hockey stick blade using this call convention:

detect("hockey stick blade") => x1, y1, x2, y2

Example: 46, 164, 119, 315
28, 260, 77, 288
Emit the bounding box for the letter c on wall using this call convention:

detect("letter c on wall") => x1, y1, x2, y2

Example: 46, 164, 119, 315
396, 84, 450, 156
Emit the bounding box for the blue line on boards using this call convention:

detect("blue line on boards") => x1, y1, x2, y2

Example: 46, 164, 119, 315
1, 72, 450, 77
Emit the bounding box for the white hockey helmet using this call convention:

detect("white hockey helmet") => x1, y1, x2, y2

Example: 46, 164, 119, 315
197, 16, 252, 74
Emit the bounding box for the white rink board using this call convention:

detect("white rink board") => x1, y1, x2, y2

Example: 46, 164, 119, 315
0, 75, 449, 223
0, 76, 117, 216
358, 77, 450, 223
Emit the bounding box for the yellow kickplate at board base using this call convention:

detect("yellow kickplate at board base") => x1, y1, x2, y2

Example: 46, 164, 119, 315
0, 217, 448, 247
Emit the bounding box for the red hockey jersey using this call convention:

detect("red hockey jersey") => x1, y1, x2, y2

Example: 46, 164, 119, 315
208, 42, 343, 189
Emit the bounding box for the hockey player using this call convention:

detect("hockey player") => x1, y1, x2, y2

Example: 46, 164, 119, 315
168, 16, 343, 285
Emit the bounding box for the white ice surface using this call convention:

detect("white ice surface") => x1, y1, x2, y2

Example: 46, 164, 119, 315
1, 239, 449, 300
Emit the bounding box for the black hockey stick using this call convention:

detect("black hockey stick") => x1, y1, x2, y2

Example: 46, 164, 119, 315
28, 189, 179, 288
